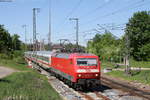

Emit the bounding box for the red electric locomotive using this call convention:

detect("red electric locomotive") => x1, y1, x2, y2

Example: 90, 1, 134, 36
25, 51, 101, 89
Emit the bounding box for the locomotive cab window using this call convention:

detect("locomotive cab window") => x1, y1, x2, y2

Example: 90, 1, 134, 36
77, 58, 97, 66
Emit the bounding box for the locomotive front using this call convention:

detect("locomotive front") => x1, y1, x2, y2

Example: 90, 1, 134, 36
72, 53, 101, 87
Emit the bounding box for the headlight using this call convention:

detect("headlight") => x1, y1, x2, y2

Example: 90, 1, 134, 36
95, 74, 99, 77
78, 74, 81, 77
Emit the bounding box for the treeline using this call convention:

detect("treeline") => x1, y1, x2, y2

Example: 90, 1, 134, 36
87, 32, 123, 62
87, 11, 150, 62
0, 25, 22, 59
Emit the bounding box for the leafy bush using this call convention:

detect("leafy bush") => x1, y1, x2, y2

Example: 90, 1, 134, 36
87, 32, 123, 63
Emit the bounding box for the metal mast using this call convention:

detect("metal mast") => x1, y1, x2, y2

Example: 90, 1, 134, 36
22, 25, 27, 51
33, 8, 40, 51
69, 18, 79, 46
48, 0, 52, 50
33, 8, 36, 51
125, 31, 131, 75
22, 25, 27, 44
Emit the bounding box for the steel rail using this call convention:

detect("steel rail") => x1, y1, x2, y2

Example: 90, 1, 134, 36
101, 76, 150, 100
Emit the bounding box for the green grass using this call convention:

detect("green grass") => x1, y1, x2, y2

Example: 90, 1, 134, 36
107, 70, 150, 85
0, 54, 61, 100
130, 59, 150, 68
0, 71, 61, 100
0, 57, 30, 71
101, 61, 116, 69
101, 59, 150, 69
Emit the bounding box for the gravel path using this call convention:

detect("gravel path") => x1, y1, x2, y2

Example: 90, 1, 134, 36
0, 66, 16, 78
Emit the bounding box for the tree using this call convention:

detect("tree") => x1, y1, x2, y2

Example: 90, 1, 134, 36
0, 25, 12, 53
125, 11, 150, 61
11, 34, 21, 50
87, 32, 122, 62
0, 25, 22, 54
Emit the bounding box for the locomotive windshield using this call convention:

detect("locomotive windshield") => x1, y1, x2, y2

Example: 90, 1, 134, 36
77, 58, 97, 66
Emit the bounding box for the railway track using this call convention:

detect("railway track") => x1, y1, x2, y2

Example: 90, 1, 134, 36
33, 64, 148, 100
37, 67, 111, 100
101, 76, 150, 100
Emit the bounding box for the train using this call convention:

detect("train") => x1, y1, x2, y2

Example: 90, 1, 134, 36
24, 51, 101, 90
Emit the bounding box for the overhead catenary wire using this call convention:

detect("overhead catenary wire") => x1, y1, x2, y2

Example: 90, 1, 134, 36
79, 0, 149, 38
56, 0, 148, 45
78, 0, 115, 18
77, 0, 148, 40
57, 0, 83, 33
80, 22, 127, 38
80, 0, 146, 26
56, 0, 127, 42
56, 0, 114, 40
81, 0, 150, 37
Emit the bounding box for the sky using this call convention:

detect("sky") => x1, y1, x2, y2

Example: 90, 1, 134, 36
0, 0, 149, 46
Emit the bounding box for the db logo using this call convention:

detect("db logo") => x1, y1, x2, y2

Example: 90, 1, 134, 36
86, 69, 91, 72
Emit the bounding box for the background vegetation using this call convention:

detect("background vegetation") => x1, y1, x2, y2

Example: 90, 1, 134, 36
0, 25, 21, 54
87, 11, 150, 67
126, 11, 150, 61
0, 25, 61, 100
86, 11, 150, 85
